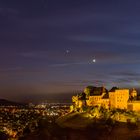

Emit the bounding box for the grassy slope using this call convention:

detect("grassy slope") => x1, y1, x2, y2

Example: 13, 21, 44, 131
56, 112, 94, 129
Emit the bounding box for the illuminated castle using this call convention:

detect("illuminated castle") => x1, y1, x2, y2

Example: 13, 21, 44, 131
72, 86, 140, 111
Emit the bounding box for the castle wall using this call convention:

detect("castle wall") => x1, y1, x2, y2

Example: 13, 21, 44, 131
86, 96, 102, 106
127, 101, 140, 111
101, 99, 109, 109
72, 88, 140, 111
109, 89, 129, 109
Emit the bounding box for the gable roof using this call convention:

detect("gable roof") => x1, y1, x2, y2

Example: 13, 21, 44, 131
109, 87, 119, 92
89, 86, 108, 96
102, 93, 109, 99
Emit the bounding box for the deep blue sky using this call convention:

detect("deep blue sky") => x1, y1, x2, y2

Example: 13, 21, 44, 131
0, 0, 140, 102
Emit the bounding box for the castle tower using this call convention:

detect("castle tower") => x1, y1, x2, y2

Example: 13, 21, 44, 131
130, 88, 137, 98
101, 86, 106, 97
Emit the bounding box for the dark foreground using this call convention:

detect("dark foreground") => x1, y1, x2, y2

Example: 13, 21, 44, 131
18, 120, 140, 140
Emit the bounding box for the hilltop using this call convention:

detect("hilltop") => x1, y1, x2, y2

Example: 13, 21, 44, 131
57, 112, 94, 129
56, 106, 140, 129
55, 106, 140, 139
0, 99, 25, 106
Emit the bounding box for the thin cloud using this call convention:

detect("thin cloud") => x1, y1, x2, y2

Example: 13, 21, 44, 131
20, 52, 47, 58
49, 62, 93, 67
0, 67, 22, 72
68, 35, 140, 47
111, 71, 140, 77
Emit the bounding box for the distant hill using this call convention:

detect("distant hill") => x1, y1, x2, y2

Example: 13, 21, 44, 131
0, 99, 26, 106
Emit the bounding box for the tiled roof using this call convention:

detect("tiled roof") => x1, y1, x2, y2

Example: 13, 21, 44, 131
109, 87, 119, 92
89, 87, 108, 96
102, 93, 109, 99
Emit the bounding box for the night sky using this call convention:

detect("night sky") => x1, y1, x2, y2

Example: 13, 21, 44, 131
0, 0, 140, 102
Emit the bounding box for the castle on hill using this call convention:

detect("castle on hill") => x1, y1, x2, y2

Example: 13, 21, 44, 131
72, 86, 140, 111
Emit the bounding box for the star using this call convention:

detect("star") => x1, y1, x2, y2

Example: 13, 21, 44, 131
66, 50, 70, 54
93, 59, 96, 63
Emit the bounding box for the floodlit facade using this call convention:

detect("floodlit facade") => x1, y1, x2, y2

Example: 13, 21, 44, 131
127, 101, 140, 111
109, 89, 129, 109
72, 86, 140, 111
86, 87, 109, 108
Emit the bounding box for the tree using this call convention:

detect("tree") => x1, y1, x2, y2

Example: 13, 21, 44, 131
79, 92, 86, 100
84, 86, 95, 98
72, 96, 78, 103
70, 105, 74, 112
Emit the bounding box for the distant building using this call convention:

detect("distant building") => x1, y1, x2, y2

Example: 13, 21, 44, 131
72, 86, 140, 111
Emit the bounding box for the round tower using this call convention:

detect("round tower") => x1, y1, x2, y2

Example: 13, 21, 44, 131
130, 88, 137, 98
